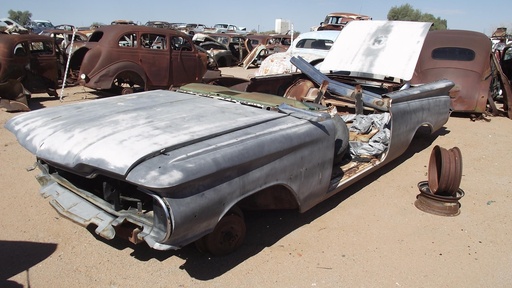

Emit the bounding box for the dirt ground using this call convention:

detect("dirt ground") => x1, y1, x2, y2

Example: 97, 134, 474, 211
1, 67, 512, 287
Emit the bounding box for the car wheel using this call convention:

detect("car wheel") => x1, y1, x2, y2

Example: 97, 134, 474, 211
121, 87, 134, 94
196, 209, 246, 256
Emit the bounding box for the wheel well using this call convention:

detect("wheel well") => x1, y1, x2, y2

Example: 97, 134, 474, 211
237, 185, 299, 211
113, 70, 146, 89
69, 47, 88, 71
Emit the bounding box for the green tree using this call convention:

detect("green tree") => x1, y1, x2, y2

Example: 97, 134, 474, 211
387, 4, 447, 30
8, 10, 32, 26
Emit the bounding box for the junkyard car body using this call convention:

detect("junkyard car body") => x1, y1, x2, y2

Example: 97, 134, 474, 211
192, 33, 241, 67
316, 12, 372, 31
201, 32, 248, 63
245, 33, 292, 53
411, 30, 499, 113
256, 30, 339, 75
6, 21, 454, 255
242, 33, 293, 67
71, 25, 209, 94
0, 34, 59, 95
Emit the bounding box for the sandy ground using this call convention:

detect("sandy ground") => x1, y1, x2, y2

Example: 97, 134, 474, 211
1, 67, 512, 287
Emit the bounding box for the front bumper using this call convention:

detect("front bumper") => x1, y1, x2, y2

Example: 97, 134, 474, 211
35, 161, 175, 250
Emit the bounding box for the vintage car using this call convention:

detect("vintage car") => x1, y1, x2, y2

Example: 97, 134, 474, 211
202, 32, 248, 62
204, 23, 247, 34
69, 25, 210, 94
6, 21, 455, 256
411, 29, 512, 117
0, 33, 61, 111
176, 23, 207, 36
255, 30, 339, 75
245, 33, 292, 53
240, 33, 293, 68
316, 12, 372, 31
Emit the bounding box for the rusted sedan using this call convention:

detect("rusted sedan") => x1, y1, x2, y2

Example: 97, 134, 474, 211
71, 25, 209, 94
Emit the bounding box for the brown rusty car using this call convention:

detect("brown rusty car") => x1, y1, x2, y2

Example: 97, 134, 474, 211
316, 12, 372, 31
0, 34, 61, 110
411, 29, 512, 117
71, 25, 209, 94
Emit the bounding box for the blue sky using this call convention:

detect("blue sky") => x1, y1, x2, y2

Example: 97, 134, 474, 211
4, 0, 511, 36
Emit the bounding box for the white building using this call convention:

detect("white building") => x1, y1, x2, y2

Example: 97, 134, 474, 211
275, 19, 291, 34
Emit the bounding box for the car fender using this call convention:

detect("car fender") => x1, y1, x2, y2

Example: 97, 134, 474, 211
87, 61, 147, 90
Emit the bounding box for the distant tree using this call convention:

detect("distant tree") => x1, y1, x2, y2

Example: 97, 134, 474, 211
7, 10, 32, 26
387, 4, 447, 30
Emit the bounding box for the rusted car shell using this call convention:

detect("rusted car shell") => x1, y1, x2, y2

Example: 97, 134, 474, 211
245, 34, 291, 53
74, 25, 208, 92
198, 32, 248, 63
0, 34, 59, 93
411, 30, 493, 113
193, 33, 240, 67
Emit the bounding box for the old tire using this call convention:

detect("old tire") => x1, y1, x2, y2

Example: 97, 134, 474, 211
201, 213, 246, 256
121, 87, 134, 95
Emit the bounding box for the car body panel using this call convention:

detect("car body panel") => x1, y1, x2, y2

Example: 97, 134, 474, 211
321, 20, 431, 81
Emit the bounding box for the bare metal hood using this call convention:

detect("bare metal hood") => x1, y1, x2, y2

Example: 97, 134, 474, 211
320, 20, 432, 81
5, 90, 290, 176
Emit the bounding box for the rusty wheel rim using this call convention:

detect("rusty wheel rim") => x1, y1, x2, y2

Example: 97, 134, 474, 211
415, 181, 464, 216
428, 145, 463, 196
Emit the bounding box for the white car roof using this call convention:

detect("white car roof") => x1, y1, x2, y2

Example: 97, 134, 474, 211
293, 30, 340, 44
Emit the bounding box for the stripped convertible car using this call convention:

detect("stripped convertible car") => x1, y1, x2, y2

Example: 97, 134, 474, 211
5, 21, 455, 256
